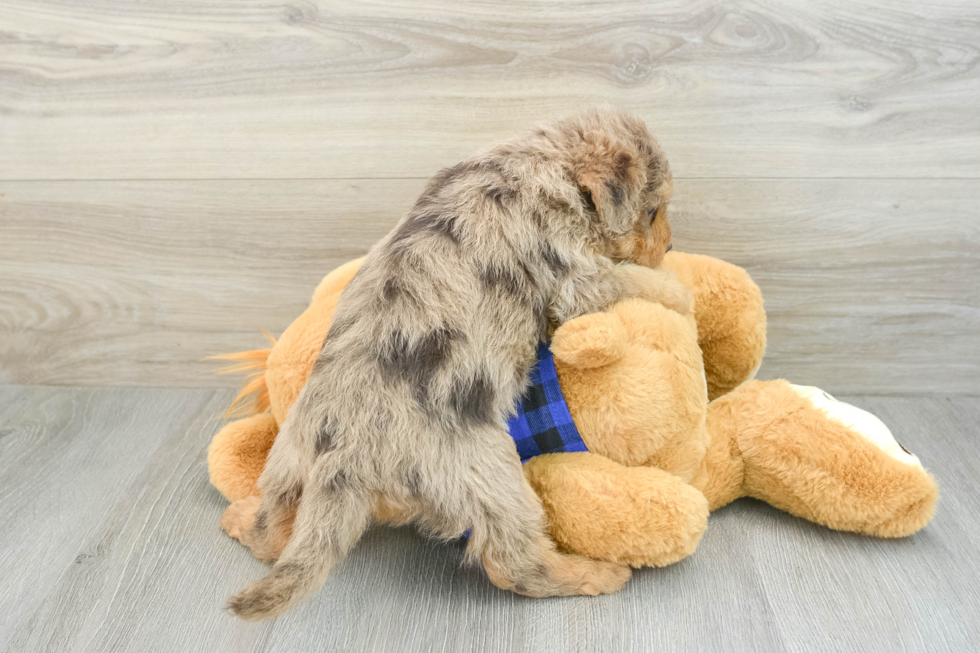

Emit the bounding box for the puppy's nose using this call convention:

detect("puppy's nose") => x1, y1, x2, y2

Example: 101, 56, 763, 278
666, 243, 673, 252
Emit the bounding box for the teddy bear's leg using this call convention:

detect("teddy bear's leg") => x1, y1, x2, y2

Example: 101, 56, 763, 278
721, 380, 938, 537
208, 412, 279, 502
523, 452, 709, 568
697, 393, 748, 511
661, 252, 767, 400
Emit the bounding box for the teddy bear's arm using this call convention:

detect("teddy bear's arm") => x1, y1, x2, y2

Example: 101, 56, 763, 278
661, 252, 766, 400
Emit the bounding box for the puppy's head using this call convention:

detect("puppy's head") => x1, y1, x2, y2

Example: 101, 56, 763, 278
551, 108, 674, 268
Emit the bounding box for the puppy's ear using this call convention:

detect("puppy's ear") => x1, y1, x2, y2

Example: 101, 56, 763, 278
577, 149, 645, 236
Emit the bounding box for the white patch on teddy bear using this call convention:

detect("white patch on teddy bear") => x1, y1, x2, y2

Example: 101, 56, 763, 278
790, 385, 923, 470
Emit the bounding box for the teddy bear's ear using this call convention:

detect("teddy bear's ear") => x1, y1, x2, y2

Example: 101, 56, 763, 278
577, 148, 645, 237
551, 312, 628, 369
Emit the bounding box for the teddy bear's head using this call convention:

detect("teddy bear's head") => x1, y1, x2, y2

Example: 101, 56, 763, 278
550, 298, 711, 484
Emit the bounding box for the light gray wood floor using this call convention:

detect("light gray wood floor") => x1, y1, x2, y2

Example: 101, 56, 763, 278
1, 384, 977, 653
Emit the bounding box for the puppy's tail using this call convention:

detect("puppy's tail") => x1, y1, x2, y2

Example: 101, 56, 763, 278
228, 466, 371, 620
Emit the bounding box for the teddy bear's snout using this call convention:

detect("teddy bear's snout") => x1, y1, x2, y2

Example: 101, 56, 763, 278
666, 243, 673, 252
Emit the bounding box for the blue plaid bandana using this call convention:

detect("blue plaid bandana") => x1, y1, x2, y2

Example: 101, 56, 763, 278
506, 342, 588, 463
463, 343, 587, 539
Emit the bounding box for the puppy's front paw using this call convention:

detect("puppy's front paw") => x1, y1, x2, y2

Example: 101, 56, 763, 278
624, 265, 693, 315
656, 280, 694, 315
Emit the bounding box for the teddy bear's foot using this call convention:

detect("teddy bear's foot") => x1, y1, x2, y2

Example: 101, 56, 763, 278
867, 488, 939, 538
524, 452, 709, 568
730, 381, 939, 538
789, 384, 938, 537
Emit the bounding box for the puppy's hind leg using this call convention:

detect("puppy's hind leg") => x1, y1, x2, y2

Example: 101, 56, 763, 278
456, 434, 632, 597
228, 456, 372, 620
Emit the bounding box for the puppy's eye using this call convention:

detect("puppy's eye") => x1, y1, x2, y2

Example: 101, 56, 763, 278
648, 207, 659, 224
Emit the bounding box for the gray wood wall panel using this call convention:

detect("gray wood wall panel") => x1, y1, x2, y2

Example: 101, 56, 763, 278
1, 0, 978, 392
1, 0, 978, 180
0, 386, 976, 652
1, 179, 977, 393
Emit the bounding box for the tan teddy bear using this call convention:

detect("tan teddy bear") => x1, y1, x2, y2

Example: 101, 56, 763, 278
209, 252, 937, 568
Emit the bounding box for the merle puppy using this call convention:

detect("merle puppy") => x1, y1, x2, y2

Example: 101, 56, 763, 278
229, 108, 689, 619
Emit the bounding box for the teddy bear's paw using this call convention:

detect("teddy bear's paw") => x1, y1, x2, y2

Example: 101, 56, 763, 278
221, 496, 261, 542
526, 453, 710, 568
626, 484, 709, 568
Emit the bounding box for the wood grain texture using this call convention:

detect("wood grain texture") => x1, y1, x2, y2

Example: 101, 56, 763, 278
669, 179, 980, 395
1, 178, 977, 393
1, 0, 979, 180
0, 386, 977, 652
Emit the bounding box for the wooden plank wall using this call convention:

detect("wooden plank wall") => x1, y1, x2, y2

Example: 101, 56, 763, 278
1, 0, 978, 394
